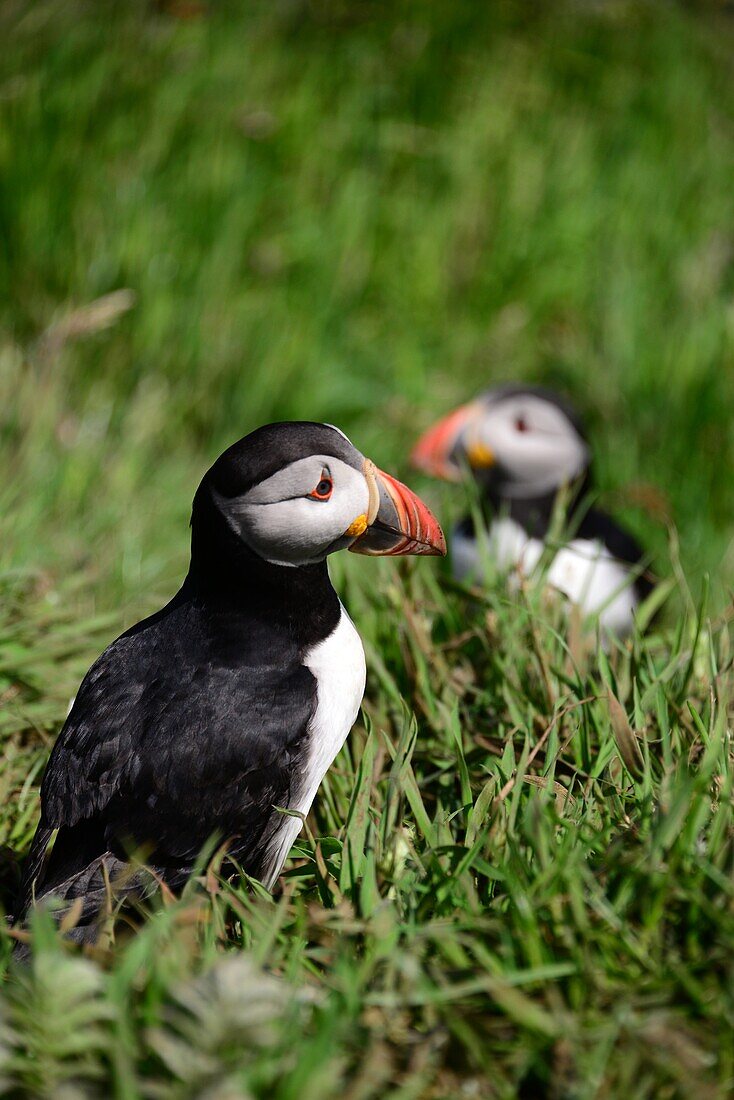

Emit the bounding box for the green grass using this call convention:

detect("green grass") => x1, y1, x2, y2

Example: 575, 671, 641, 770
1, 1, 734, 1095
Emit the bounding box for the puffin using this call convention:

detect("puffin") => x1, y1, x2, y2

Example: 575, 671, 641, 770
411, 385, 651, 639
17, 422, 445, 944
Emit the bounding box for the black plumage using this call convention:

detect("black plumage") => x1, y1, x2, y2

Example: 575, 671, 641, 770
16, 424, 353, 939
16, 420, 446, 947
456, 479, 653, 604
412, 385, 654, 634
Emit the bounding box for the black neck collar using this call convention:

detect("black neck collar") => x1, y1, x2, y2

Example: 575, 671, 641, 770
482, 469, 592, 538
184, 486, 341, 650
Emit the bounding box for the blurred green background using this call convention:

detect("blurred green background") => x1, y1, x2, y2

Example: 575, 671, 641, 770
3, 0, 734, 611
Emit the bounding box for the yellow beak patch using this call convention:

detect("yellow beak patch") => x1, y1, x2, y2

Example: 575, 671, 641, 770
467, 440, 496, 468
345, 513, 369, 538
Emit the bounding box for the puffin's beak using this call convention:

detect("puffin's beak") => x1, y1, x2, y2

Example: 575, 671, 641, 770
349, 462, 446, 557
410, 402, 484, 481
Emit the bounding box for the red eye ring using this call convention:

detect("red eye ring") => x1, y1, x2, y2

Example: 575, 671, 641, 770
515, 416, 529, 433
308, 474, 333, 501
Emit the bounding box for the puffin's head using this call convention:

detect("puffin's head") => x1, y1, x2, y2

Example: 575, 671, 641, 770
196, 421, 446, 567
411, 386, 590, 499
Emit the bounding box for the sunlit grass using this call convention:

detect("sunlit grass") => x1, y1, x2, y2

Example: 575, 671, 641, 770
1, 558, 733, 1096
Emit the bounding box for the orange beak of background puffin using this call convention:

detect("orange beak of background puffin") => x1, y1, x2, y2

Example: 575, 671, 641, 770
349, 463, 446, 557
410, 402, 483, 481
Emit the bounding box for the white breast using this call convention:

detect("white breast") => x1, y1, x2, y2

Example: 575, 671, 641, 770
452, 518, 544, 583
452, 519, 639, 639
300, 605, 366, 807
263, 605, 366, 887
546, 539, 638, 638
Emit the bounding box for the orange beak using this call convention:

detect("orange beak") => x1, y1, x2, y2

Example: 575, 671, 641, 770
410, 402, 482, 481
349, 464, 446, 557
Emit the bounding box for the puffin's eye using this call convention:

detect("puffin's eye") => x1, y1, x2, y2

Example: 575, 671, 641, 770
308, 473, 333, 501
514, 416, 529, 433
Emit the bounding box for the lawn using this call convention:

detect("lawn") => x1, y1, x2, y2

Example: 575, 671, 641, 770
1, 1, 733, 1096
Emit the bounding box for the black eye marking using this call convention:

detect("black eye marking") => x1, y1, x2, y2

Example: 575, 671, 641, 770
308, 471, 333, 501
515, 415, 529, 433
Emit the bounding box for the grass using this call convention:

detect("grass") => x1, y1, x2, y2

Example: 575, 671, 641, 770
1, 0, 734, 1095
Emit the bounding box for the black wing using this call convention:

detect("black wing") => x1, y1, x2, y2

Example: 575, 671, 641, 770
20, 597, 316, 912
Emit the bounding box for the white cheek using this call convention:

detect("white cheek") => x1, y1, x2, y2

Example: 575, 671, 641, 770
243, 479, 369, 565
244, 498, 317, 563
329, 479, 370, 531
493, 431, 587, 487
482, 424, 554, 476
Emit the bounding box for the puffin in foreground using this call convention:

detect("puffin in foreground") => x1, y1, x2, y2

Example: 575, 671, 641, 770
412, 385, 651, 639
17, 422, 445, 945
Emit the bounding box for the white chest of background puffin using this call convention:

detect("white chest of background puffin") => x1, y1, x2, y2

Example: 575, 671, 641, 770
411, 385, 651, 641
17, 422, 445, 945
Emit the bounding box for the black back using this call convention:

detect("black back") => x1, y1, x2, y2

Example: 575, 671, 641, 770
18, 427, 348, 930
457, 476, 652, 602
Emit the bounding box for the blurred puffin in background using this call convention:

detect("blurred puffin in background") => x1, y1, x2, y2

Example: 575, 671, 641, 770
411, 385, 652, 639
17, 422, 445, 947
